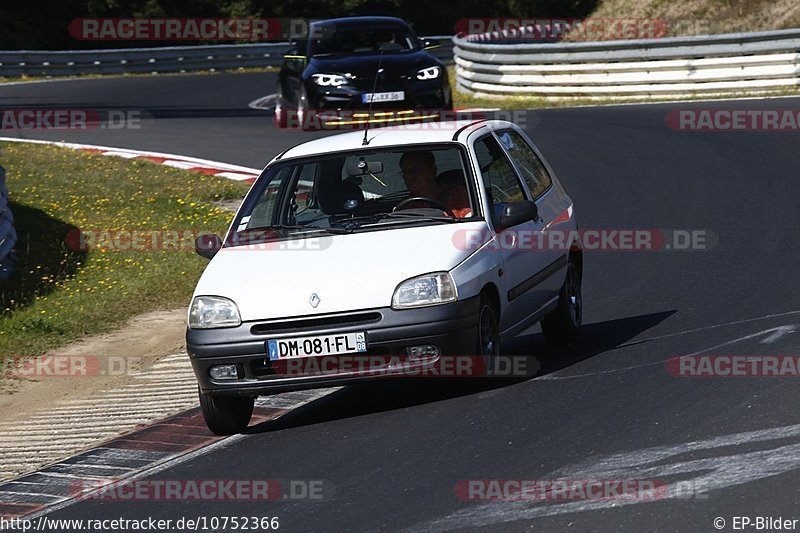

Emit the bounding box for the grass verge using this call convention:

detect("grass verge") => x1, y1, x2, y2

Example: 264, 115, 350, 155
0, 142, 250, 356
0, 66, 278, 85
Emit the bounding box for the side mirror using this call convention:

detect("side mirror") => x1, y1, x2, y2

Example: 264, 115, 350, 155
496, 200, 538, 231
195, 234, 223, 260
283, 44, 298, 58
421, 38, 441, 50
283, 47, 306, 67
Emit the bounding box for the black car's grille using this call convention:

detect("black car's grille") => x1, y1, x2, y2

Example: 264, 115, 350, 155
351, 76, 407, 91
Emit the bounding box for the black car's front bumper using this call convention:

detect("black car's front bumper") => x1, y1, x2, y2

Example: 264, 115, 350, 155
306, 77, 451, 116
186, 295, 480, 396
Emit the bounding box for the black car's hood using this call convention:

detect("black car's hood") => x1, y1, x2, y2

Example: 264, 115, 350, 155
308, 50, 439, 78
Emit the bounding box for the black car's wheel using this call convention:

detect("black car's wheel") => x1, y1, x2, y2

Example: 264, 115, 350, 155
297, 86, 315, 131
443, 86, 454, 111
274, 85, 314, 130
273, 87, 288, 129
541, 253, 582, 346
477, 294, 500, 376
199, 389, 254, 436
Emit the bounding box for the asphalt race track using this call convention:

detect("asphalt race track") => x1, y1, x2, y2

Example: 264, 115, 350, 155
3, 72, 800, 531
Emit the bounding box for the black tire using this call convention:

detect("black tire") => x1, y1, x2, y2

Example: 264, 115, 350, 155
541, 254, 582, 346
199, 390, 254, 436
273, 86, 288, 129
477, 294, 500, 376
297, 86, 316, 131
443, 86, 454, 111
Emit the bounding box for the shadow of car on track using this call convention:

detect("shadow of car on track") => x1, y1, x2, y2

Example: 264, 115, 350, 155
0, 202, 86, 315
245, 310, 676, 435
528, 309, 677, 375
0, 103, 269, 121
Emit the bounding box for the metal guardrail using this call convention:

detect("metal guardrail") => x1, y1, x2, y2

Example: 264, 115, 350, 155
453, 28, 800, 98
0, 43, 291, 77
0, 165, 16, 282
0, 36, 454, 77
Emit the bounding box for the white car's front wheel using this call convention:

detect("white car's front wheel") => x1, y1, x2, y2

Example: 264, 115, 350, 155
199, 389, 254, 436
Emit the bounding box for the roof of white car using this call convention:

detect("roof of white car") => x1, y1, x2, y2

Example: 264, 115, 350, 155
276, 119, 505, 161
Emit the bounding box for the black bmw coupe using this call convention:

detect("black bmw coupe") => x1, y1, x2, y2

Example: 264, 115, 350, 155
274, 16, 452, 129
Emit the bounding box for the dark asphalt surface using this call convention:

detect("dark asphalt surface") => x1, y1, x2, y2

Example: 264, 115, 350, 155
2, 73, 799, 532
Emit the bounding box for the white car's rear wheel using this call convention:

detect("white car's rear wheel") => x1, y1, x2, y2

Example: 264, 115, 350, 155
477, 295, 500, 375
541, 254, 582, 346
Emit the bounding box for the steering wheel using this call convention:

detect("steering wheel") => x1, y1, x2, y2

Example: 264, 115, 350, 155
393, 196, 455, 217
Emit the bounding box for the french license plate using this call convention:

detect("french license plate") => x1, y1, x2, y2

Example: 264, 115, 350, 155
362, 91, 404, 103
267, 332, 367, 361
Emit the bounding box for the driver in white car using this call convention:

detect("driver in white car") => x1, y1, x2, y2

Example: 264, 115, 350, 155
399, 151, 472, 218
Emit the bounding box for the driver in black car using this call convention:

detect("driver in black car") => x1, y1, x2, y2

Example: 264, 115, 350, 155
399, 151, 472, 218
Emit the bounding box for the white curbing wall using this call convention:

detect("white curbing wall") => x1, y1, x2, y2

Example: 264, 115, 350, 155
453, 28, 800, 99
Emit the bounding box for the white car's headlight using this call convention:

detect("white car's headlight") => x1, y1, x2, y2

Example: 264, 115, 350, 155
189, 296, 241, 329
416, 66, 440, 80
392, 272, 457, 309
311, 73, 348, 87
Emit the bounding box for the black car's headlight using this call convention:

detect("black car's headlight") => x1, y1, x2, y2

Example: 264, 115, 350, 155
311, 74, 349, 87
416, 66, 441, 80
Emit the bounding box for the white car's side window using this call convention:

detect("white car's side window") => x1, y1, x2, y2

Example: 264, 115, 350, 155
474, 135, 526, 224
246, 166, 293, 229
497, 130, 552, 199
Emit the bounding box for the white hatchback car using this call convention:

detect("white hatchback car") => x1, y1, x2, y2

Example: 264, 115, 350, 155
188, 119, 582, 434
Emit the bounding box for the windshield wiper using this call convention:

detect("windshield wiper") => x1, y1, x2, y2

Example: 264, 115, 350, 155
237, 224, 351, 235
276, 223, 352, 234
379, 212, 458, 222
337, 211, 457, 230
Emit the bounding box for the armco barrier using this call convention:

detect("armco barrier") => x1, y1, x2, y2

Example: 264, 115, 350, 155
0, 36, 454, 77
0, 164, 16, 281
453, 28, 800, 98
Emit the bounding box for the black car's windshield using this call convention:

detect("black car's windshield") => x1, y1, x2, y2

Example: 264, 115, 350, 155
231, 145, 476, 242
309, 25, 418, 57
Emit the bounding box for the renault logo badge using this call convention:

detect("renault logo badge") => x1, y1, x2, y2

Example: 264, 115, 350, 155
309, 293, 321, 308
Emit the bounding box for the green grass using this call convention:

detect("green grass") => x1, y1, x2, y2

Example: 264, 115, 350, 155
0, 67, 278, 85
0, 142, 250, 356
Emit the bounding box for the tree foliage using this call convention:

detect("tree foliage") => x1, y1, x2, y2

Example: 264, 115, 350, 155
1, 0, 598, 49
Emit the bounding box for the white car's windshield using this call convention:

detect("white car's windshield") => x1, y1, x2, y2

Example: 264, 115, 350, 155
232, 145, 476, 242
